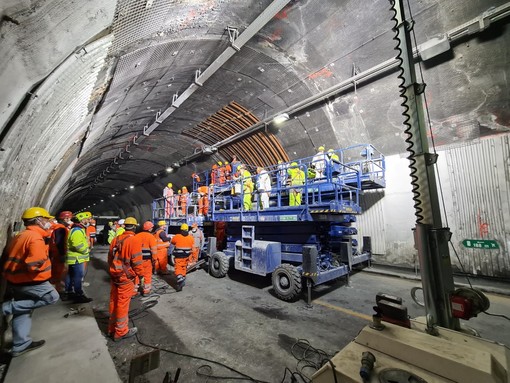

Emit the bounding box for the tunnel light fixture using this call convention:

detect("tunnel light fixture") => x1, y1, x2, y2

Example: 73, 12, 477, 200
111, 194, 115, 197
166, 167, 173, 173
172, 162, 180, 168
100, 199, 104, 202
203, 146, 217, 155
273, 113, 289, 124
130, 185, 135, 189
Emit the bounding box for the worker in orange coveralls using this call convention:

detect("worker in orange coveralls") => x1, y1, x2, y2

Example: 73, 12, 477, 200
108, 217, 142, 341
197, 185, 210, 216
217, 161, 226, 185
49, 211, 72, 294
86, 219, 97, 249
211, 163, 218, 185
153, 220, 170, 274
134, 221, 158, 296
179, 186, 189, 216
224, 161, 232, 181
171, 223, 194, 292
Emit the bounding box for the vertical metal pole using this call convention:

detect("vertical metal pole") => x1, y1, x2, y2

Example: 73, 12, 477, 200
391, 0, 459, 330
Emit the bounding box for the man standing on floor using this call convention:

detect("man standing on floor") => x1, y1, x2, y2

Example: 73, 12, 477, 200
135, 222, 158, 296
2, 207, 60, 357
189, 223, 204, 267
171, 223, 194, 292
153, 220, 171, 274
65, 211, 93, 303
108, 217, 143, 341
48, 211, 72, 295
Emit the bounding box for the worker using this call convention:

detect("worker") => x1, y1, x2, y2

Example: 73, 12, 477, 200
277, 160, 289, 187
135, 221, 158, 296
171, 223, 194, 292
230, 155, 241, 176
288, 162, 306, 206
327, 149, 340, 163
86, 218, 97, 249
153, 220, 171, 274
256, 166, 272, 209
1, 207, 60, 357
107, 221, 116, 244
48, 210, 72, 294
217, 161, 226, 185
115, 219, 126, 237
210, 163, 218, 185
237, 164, 254, 210
163, 182, 174, 218
107, 217, 143, 341
224, 161, 232, 181
65, 211, 93, 303
197, 184, 210, 216
327, 149, 341, 175
312, 146, 326, 179
189, 223, 204, 266
179, 186, 189, 216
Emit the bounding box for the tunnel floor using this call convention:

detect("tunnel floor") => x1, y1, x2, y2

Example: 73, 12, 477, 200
85, 246, 510, 383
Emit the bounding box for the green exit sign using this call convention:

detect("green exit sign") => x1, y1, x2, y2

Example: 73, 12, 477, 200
462, 239, 500, 250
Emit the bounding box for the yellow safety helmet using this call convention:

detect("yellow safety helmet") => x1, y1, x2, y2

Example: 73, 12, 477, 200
124, 217, 138, 225
218, 161, 223, 166
75, 212, 92, 221
182, 186, 188, 192
327, 149, 334, 153
318, 146, 325, 151
22, 207, 54, 220
167, 182, 173, 188
180, 223, 189, 231
225, 161, 229, 165
157, 220, 166, 226
291, 162, 298, 167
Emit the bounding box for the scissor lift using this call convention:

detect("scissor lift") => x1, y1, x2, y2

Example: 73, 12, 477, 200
152, 144, 385, 301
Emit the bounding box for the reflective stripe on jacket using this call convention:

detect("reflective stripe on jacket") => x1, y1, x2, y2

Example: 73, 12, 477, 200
66, 226, 89, 265
3, 225, 52, 284
171, 233, 194, 258
134, 231, 157, 260
108, 231, 143, 284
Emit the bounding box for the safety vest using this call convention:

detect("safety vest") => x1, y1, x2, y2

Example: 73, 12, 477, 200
153, 228, 170, 254
241, 169, 253, 193
171, 233, 194, 258
288, 167, 305, 186
115, 227, 125, 237
3, 225, 52, 284
134, 231, 158, 260
66, 225, 89, 265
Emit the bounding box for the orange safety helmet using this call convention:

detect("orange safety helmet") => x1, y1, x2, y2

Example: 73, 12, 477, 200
143, 221, 154, 231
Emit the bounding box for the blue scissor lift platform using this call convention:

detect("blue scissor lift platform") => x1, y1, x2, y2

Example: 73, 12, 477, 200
152, 144, 385, 301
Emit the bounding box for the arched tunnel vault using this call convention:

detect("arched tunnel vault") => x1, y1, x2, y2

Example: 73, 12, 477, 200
0, 0, 509, 275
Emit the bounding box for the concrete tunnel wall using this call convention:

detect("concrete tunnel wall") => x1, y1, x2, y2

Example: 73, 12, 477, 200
0, 0, 509, 277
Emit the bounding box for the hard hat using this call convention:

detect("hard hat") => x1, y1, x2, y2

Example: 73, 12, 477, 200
327, 149, 334, 153
278, 160, 283, 164
22, 207, 54, 220
191, 222, 198, 228
218, 161, 223, 166
157, 220, 166, 226
318, 146, 325, 151
143, 221, 154, 231
182, 186, 188, 192
225, 161, 229, 165
124, 217, 138, 225
180, 223, 189, 231
108, 221, 113, 226
291, 162, 298, 167
167, 182, 173, 188
118, 219, 125, 225
75, 212, 91, 222
178, 189, 181, 193
58, 211, 73, 219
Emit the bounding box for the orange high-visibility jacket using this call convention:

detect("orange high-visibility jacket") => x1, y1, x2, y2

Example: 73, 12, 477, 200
3, 225, 52, 284
153, 229, 170, 253
133, 231, 157, 260
108, 231, 143, 284
86, 225, 97, 240
171, 233, 194, 258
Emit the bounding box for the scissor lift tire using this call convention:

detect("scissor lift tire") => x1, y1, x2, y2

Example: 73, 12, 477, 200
272, 264, 302, 301
209, 251, 229, 278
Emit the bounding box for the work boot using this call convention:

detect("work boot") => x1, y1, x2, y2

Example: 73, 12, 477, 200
176, 276, 185, 292
114, 327, 138, 342
73, 295, 93, 304
12, 340, 45, 357
60, 291, 75, 301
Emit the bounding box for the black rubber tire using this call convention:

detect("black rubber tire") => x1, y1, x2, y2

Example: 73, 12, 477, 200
209, 252, 229, 278
272, 264, 302, 301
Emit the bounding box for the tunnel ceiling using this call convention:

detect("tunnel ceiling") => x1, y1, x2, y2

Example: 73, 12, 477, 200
1, 0, 509, 217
